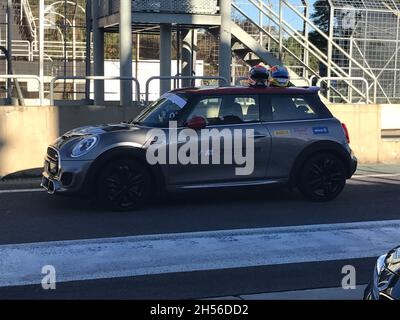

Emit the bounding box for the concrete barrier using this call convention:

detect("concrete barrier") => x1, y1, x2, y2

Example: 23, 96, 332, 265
327, 104, 400, 164
0, 104, 399, 179
0, 105, 141, 179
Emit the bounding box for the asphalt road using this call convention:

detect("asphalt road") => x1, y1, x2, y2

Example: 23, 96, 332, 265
0, 165, 399, 299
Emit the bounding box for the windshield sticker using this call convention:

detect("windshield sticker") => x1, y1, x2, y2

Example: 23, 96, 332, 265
313, 127, 329, 135
274, 130, 291, 137
162, 93, 187, 109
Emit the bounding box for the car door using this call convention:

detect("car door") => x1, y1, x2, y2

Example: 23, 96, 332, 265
262, 94, 327, 179
167, 94, 271, 186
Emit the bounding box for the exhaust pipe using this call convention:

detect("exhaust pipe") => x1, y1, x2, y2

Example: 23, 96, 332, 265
47, 181, 56, 195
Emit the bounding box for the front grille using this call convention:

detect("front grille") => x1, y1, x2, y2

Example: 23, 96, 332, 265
47, 147, 59, 162
46, 147, 60, 176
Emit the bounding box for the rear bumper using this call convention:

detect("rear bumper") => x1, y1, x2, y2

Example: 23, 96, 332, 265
349, 153, 358, 178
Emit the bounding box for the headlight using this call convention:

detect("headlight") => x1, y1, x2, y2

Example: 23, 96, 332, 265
376, 254, 387, 275
71, 136, 98, 158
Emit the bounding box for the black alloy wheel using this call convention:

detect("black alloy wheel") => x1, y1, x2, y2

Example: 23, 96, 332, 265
97, 158, 151, 211
298, 153, 347, 202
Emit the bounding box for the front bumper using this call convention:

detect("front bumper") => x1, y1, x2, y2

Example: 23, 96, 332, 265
365, 268, 399, 300
41, 147, 93, 194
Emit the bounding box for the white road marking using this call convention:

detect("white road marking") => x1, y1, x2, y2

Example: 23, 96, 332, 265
237, 285, 368, 300
0, 189, 43, 194
0, 220, 399, 288
353, 173, 400, 179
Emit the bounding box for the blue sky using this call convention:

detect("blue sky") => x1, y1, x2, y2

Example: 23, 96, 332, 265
233, 0, 318, 31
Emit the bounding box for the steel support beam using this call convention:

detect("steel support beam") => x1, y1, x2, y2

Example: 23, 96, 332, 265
182, 29, 197, 87
6, 0, 13, 101
92, 0, 105, 105
160, 24, 172, 95
85, 0, 92, 101
219, 0, 232, 86
120, 0, 133, 106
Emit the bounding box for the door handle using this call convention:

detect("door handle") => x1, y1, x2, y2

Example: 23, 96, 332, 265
251, 134, 267, 140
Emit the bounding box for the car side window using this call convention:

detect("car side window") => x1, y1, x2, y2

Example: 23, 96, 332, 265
187, 97, 223, 125
233, 96, 260, 122
271, 96, 319, 121
187, 95, 260, 126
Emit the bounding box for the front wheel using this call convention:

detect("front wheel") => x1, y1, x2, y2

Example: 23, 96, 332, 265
298, 153, 347, 202
96, 158, 152, 211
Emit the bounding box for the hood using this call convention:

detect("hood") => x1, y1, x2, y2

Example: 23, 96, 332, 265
54, 123, 142, 149
64, 123, 137, 137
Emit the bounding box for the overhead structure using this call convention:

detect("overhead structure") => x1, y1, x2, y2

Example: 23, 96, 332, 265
1, 0, 400, 105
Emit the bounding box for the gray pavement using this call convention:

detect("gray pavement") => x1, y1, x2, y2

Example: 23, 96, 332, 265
0, 164, 398, 299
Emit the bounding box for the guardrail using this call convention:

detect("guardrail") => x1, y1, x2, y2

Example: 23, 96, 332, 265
317, 77, 370, 104
50, 76, 141, 105
0, 74, 44, 106
145, 76, 229, 103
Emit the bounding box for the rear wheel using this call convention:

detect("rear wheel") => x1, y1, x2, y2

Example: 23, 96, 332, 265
298, 153, 347, 202
96, 158, 152, 211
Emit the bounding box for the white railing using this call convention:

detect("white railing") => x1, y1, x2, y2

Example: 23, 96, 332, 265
317, 77, 371, 104
145, 76, 229, 103
0, 74, 44, 105
32, 41, 88, 60
50, 76, 141, 105
0, 40, 32, 60
20, 0, 37, 42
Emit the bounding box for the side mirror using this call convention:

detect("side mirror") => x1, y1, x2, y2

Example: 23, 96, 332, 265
187, 116, 207, 130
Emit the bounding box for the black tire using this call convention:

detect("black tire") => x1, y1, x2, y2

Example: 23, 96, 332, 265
96, 158, 152, 211
298, 153, 347, 202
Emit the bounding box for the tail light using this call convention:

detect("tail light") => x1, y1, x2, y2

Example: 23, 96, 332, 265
342, 123, 350, 144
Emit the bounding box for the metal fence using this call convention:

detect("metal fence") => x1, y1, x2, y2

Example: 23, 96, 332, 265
330, 0, 400, 104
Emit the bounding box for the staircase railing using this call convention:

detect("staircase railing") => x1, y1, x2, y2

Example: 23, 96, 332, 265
233, 0, 374, 104
19, 0, 37, 42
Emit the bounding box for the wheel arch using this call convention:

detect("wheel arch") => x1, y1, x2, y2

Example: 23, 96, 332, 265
289, 140, 352, 186
84, 146, 166, 195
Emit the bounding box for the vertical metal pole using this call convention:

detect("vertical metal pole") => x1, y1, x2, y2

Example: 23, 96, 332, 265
278, 0, 283, 61
327, 3, 334, 102
85, 0, 92, 101
259, 0, 263, 46
394, 15, 399, 100
160, 23, 172, 94
135, 33, 140, 79
182, 29, 192, 87
63, 0, 68, 99
120, 0, 132, 106
349, 38, 353, 102
219, 0, 232, 86
303, 1, 309, 80
92, 0, 104, 105
72, 3, 78, 101
6, 0, 13, 101
39, 0, 45, 105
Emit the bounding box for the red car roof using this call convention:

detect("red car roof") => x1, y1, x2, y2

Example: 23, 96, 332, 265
172, 86, 320, 95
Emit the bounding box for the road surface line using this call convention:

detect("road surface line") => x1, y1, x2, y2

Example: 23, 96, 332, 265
0, 220, 399, 288
353, 173, 400, 179
0, 189, 43, 194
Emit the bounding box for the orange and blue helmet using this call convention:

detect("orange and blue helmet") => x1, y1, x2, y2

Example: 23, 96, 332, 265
249, 64, 269, 87
269, 65, 290, 87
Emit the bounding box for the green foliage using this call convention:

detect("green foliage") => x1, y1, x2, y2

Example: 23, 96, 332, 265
309, 0, 330, 54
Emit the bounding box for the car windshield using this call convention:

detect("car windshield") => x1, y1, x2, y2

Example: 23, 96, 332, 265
132, 93, 188, 127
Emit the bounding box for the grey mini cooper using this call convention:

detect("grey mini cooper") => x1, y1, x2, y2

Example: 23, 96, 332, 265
42, 86, 357, 210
